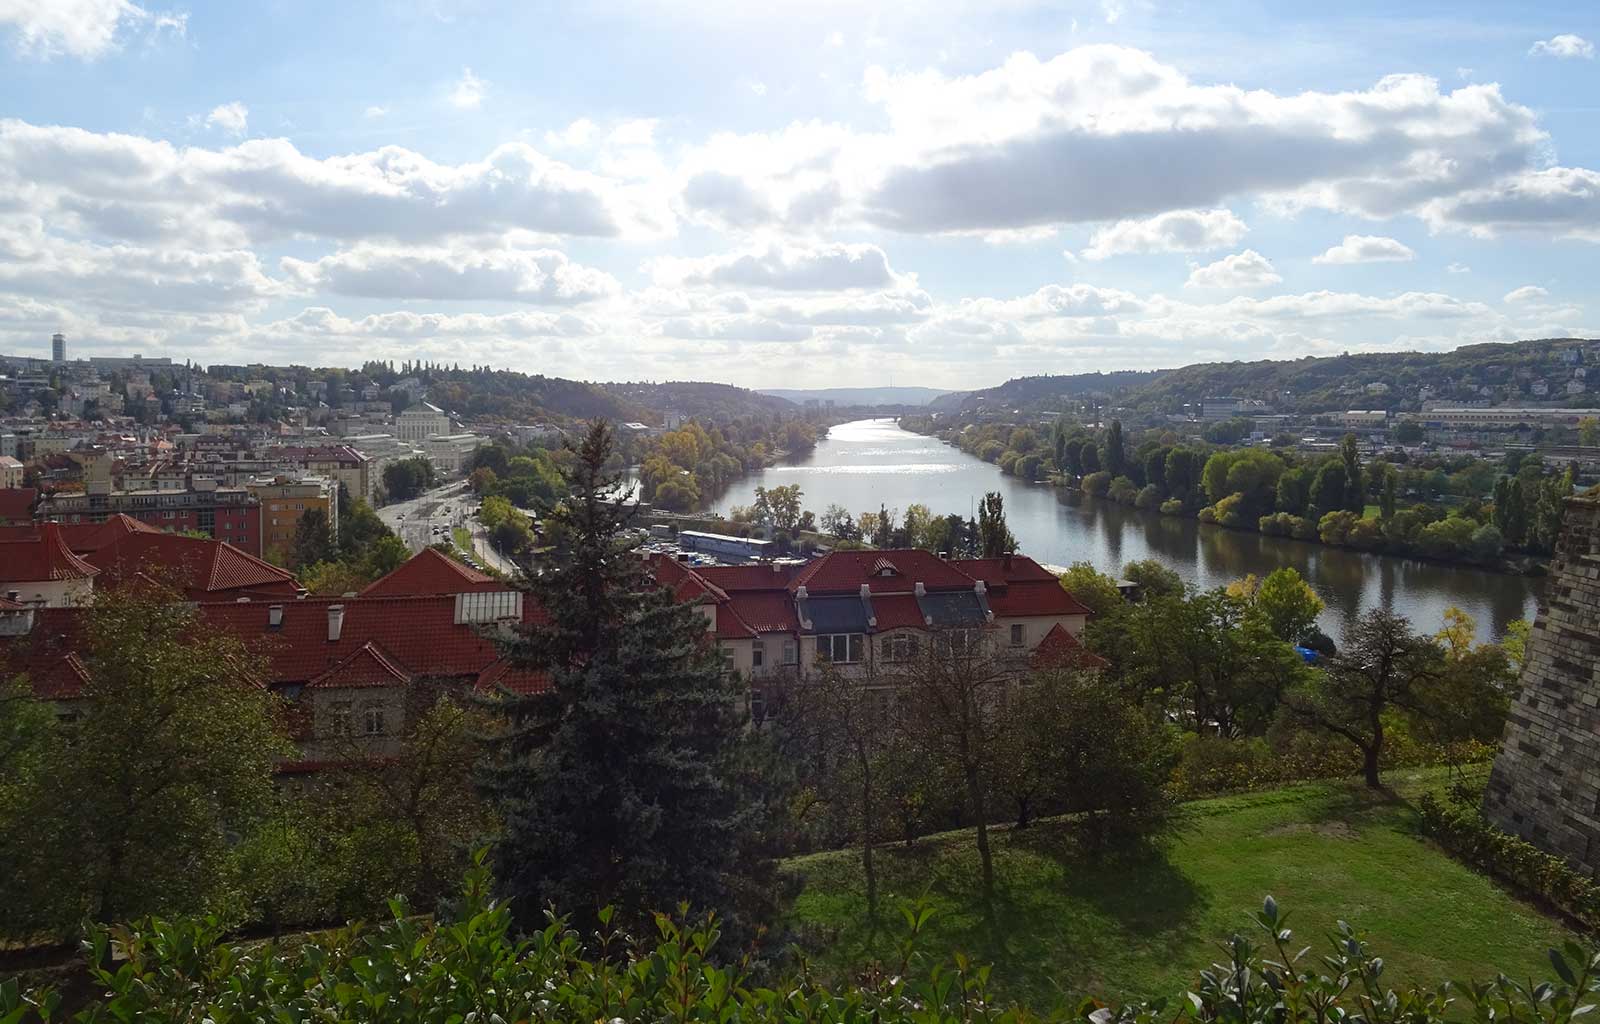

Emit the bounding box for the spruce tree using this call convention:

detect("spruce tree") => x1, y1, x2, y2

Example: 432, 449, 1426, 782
478, 421, 774, 940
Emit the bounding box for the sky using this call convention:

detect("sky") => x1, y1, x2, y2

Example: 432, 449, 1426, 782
0, 0, 1597, 390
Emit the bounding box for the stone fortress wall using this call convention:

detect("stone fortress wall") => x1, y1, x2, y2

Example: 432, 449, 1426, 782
1485, 494, 1600, 872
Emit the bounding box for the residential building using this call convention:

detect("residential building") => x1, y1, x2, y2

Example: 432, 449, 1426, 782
1336, 410, 1389, 428
34, 481, 264, 555
0, 455, 22, 489
246, 474, 338, 560
648, 549, 1095, 695
394, 402, 451, 441
1419, 408, 1595, 430
0, 487, 36, 525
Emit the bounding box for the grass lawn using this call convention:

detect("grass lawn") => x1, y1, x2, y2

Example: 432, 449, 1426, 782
783, 768, 1579, 1010
1363, 504, 1383, 519
453, 527, 474, 553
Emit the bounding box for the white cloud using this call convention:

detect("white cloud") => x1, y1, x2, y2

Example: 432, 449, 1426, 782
1185, 249, 1282, 289
204, 102, 249, 137
1447, 262, 1470, 273
0, 0, 183, 59
651, 241, 906, 291
0, 119, 673, 244
449, 67, 488, 109
1504, 285, 1548, 303
281, 244, 620, 304
544, 118, 596, 148
1312, 235, 1416, 264
363, 105, 388, 119
679, 46, 1565, 240
1081, 208, 1248, 260
1529, 35, 1594, 59
1419, 166, 1600, 242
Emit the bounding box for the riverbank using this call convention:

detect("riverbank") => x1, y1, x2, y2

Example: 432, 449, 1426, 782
905, 419, 1549, 580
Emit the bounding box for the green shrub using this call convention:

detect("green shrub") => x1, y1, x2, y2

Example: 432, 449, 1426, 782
1108, 475, 1139, 503
1082, 470, 1112, 496
12, 862, 1600, 1024
1418, 794, 1600, 930
1135, 484, 1162, 510
1159, 498, 1184, 515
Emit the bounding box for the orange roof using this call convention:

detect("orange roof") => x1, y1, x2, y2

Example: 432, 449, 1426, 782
307, 641, 413, 689
361, 547, 503, 597
0, 487, 38, 523
1030, 622, 1109, 671
793, 549, 977, 593
0, 523, 99, 583
85, 532, 300, 601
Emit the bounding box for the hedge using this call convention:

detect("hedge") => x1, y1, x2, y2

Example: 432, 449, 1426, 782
1418, 792, 1600, 931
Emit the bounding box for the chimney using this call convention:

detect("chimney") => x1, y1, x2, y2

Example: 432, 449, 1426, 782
974, 580, 986, 595
327, 603, 345, 642
268, 604, 283, 628
860, 583, 871, 598
772, 561, 783, 573
914, 581, 925, 597
795, 585, 807, 601
1001, 553, 1013, 571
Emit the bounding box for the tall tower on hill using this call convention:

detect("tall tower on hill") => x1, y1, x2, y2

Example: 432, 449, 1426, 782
51, 332, 65, 362
1484, 493, 1600, 871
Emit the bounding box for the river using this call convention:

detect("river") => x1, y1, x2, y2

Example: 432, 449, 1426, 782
714, 418, 1541, 639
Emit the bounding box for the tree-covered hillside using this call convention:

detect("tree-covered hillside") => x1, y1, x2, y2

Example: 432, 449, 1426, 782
944, 338, 1600, 416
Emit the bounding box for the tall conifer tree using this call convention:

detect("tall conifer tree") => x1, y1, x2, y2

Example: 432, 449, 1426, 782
478, 421, 774, 939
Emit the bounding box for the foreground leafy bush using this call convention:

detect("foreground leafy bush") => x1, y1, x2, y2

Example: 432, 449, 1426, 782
8, 854, 1600, 1024
1419, 793, 1600, 930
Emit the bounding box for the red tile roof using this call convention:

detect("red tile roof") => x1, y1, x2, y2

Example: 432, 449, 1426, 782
723, 591, 799, 633
0, 488, 38, 524
307, 641, 413, 689
2, 595, 551, 700
85, 532, 301, 601
959, 555, 1093, 618
793, 549, 978, 593
1030, 622, 1109, 671
361, 547, 503, 597
695, 563, 799, 591
0, 524, 99, 583
870, 593, 928, 630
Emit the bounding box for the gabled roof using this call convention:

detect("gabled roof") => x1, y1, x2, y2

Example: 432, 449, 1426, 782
0, 524, 99, 583
361, 547, 502, 597
959, 555, 1093, 618
85, 532, 300, 601
308, 641, 413, 689
1030, 622, 1109, 671
61, 514, 161, 553
792, 549, 976, 593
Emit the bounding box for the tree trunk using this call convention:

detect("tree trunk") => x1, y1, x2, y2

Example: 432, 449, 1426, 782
1015, 794, 1031, 829
1365, 699, 1385, 789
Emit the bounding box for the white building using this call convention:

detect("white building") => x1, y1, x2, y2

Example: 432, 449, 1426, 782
395, 402, 452, 441
422, 433, 483, 476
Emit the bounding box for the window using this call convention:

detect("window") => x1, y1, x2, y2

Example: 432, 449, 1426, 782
363, 705, 386, 736
782, 639, 798, 666
817, 633, 864, 664
330, 700, 352, 737
752, 641, 765, 668
936, 629, 980, 658
1010, 623, 1025, 647
717, 644, 734, 670
882, 633, 919, 663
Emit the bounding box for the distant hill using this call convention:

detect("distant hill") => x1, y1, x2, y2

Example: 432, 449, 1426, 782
942, 338, 1600, 417
933, 371, 1162, 413
601, 380, 798, 421
759, 386, 952, 407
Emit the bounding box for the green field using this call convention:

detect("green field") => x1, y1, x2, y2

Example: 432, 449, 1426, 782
453, 527, 474, 553
784, 769, 1578, 1009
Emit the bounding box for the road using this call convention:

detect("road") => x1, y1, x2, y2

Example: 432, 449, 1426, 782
377, 480, 471, 553
376, 478, 516, 575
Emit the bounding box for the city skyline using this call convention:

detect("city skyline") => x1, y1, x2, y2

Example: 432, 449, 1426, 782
1, 1, 1597, 389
